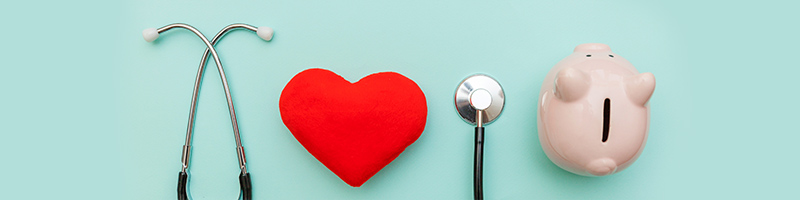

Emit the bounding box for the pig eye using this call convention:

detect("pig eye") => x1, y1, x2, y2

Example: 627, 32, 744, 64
608, 54, 614, 58
586, 54, 592, 57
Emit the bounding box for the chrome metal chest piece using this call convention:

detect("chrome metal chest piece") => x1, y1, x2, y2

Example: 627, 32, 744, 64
455, 74, 505, 200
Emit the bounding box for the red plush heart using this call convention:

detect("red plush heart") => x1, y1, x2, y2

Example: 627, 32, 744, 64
279, 68, 427, 187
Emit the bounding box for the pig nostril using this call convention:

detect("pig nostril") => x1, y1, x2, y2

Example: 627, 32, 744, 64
603, 98, 610, 143
586, 54, 592, 57
609, 54, 614, 58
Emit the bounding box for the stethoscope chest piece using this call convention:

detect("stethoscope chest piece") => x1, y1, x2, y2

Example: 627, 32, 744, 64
455, 74, 505, 125
454, 74, 504, 200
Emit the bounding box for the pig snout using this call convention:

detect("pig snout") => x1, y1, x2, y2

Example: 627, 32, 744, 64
586, 158, 617, 176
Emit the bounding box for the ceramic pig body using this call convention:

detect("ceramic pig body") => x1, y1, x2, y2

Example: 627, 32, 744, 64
538, 43, 655, 176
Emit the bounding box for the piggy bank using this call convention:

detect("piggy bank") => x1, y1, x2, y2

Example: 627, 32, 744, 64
537, 43, 655, 176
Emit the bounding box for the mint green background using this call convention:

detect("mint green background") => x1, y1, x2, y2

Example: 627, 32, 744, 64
1, 0, 798, 199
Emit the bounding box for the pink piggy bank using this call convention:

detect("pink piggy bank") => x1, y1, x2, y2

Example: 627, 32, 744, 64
537, 43, 655, 176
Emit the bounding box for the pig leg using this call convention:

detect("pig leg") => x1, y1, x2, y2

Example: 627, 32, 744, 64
587, 158, 617, 176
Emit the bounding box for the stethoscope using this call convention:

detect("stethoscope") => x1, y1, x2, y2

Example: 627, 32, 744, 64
455, 74, 505, 200
142, 23, 274, 200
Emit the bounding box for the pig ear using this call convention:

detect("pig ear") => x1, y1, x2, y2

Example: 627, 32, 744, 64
625, 72, 656, 106
554, 68, 591, 102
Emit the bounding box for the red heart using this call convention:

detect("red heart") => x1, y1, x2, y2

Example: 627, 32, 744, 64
279, 68, 427, 187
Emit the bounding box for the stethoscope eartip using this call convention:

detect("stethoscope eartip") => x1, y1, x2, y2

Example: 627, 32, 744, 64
257, 26, 274, 41
142, 28, 159, 42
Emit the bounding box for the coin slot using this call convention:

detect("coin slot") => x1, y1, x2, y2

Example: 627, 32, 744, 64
603, 98, 610, 143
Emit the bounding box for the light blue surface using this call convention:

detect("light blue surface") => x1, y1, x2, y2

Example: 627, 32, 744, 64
1, 0, 798, 199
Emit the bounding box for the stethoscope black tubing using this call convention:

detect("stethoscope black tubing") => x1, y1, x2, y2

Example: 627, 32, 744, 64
239, 173, 252, 200
474, 127, 485, 200
177, 172, 251, 200
178, 172, 188, 200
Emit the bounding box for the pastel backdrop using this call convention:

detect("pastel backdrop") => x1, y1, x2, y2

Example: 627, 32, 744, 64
0, 0, 797, 199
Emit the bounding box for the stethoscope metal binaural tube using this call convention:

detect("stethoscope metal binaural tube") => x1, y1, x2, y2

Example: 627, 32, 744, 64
185, 23, 272, 176
143, 23, 273, 200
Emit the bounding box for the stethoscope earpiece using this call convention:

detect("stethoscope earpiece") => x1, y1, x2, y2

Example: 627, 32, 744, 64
143, 23, 273, 200
454, 74, 504, 200
143, 25, 274, 42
